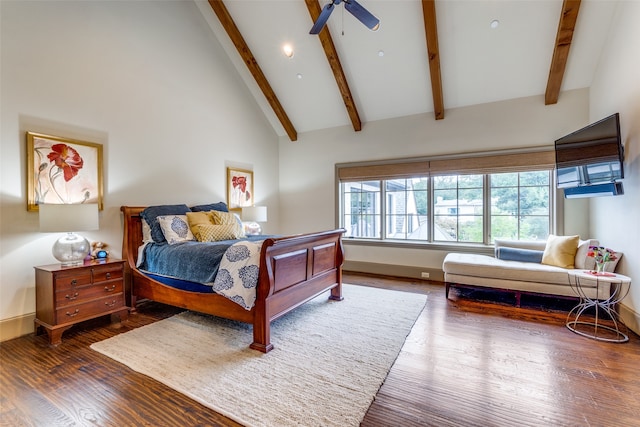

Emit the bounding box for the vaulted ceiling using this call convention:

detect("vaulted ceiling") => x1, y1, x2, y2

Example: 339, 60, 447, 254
195, 0, 618, 141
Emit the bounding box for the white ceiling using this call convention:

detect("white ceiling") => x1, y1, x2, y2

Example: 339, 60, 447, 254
195, 0, 618, 138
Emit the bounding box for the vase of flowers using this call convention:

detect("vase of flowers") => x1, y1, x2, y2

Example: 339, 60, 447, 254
587, 246, 617, 273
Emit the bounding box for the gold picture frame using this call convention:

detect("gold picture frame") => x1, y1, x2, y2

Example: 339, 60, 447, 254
26, 132, 104, 211
227, 167, 253, 211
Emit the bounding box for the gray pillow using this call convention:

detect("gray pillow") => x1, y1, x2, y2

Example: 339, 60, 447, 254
190, 202, 228, 213
495, 247, 544, 263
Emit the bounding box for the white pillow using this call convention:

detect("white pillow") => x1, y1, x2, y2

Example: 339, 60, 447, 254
142, 218, 153, 243
575, 239, 599, 270
157, 215, 196, 245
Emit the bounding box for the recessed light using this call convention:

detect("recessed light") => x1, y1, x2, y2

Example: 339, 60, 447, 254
296, 73, 303, 79
283, 44, 294, 58
490, 19, 500, 29
378, 50, 384, 57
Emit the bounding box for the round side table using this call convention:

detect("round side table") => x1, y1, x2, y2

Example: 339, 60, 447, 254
566, 271, 631, 343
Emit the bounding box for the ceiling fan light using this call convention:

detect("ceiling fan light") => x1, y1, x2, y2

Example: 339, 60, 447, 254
283, 44, 294, 58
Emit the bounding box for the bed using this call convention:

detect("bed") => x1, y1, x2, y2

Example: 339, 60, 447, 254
121, 205, 345, 353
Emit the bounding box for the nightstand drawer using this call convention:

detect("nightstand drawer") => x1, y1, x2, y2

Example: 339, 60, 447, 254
55, 280, 124, 307
92, 264, 124, 283
55, 293, 125, 324
53, 270, 92, 290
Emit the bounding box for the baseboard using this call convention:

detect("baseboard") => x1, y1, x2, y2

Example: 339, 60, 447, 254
619, 303, 640, 337
343, 261, 444, 282
0, 313, 35, 342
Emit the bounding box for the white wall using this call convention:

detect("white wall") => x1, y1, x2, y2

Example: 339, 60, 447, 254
279, 89, 590, 271
589, 1, 640, 331
0, 1, 279, 326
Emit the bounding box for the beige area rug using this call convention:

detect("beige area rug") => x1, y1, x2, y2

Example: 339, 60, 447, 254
90, 284, 427, 427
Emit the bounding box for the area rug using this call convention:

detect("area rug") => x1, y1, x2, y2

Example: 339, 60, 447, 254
90, 284, 427, 427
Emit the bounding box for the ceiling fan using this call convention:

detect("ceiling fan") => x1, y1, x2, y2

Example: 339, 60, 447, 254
309, 0, 380, 35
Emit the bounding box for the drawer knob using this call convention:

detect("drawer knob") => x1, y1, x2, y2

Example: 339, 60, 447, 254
105, 300, 117, 308
70, 279, 77, 286
105, 273, 111, 279
66, 309, 80, 317
65, 292, 79, 300
104, 285, 116, 292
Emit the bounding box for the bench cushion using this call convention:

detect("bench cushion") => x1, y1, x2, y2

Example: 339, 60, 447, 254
443, 253, 581, 287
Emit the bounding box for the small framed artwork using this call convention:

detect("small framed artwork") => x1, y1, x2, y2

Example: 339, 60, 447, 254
227, 167, 253, 210
26, 132, 104, 211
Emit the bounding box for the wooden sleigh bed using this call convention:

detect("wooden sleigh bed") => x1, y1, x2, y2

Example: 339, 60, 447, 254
121, 206, 345, 353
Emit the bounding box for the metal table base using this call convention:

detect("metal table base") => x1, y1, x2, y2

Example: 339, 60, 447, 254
566, 272, 630, 343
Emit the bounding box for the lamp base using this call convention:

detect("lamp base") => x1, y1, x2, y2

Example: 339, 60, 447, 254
243, 221, 262, 236
52, 232, 90, 267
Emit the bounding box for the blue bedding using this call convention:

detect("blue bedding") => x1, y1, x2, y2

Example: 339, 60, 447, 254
139, 236, 268, 285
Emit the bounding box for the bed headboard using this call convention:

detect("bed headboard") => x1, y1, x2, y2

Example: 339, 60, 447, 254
121, 206, 146, 271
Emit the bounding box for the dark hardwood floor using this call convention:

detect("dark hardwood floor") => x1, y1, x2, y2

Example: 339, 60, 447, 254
1, 273, 639, 426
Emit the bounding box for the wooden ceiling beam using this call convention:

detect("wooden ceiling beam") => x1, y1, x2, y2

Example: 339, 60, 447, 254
207, 0, 298, 141
545, 0, 581, 105
305, 0, 362, 132
422, 0, 444, 120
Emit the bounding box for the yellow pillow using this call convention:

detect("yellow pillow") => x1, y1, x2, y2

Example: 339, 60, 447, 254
210, 210, 238, 225
192, 223, 244, 242
541, 235, 580, 268
186, 211, 214, 227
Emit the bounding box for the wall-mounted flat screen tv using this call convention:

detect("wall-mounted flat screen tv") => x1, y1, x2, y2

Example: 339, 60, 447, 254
555, 113, 624, 189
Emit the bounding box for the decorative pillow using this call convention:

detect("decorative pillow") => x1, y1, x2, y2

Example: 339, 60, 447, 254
575, 238, 599, 269
211, 210, 239, 225
157, 215, 195, 245
603, 251, 622, 273
186, 210, 214, 227
233, 213, 246, 238
495, 247, 543, 263
541, 234, 580, 268
141, 218, 153, 243
192, 223, 244, 242
584, 248, 623, 273
190, 202, 229, 213
141, 204, 191, 243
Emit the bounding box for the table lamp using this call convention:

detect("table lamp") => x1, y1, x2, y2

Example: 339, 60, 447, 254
241, 206, 267, 235
39, 203, 99, 267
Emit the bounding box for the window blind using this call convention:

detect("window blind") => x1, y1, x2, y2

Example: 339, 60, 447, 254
336, 160, 429, 181
337, 149, 555, 181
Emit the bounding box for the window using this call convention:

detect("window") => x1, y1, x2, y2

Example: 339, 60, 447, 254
490, 171, 550, 242
434, 175, 484, 243
337, 150, 556, 245
342, 181, 381, 238
386, 178, 429, 239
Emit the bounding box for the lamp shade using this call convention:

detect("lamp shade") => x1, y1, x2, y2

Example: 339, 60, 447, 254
39, 204, 99, 267
39, 204, 99, 232
241, 206, 267, 223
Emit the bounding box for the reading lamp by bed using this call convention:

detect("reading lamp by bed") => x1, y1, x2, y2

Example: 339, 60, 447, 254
39, 203, 99, 266
241, 205, 267, 235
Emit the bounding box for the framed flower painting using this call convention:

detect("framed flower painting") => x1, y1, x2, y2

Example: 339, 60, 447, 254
26, 132, 104, 211
227, 167, 253, 210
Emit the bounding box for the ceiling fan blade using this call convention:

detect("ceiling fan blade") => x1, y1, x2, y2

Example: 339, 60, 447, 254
310, 2, 337, 35
344, 0, 380, 31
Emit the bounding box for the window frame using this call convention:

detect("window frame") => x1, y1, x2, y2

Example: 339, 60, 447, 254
336, 148, 562, 250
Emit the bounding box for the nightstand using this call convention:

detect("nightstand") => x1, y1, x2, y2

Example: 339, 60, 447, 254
34, 259, 129, 345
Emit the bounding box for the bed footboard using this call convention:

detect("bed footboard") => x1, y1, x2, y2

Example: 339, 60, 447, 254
251, 229, 345, 352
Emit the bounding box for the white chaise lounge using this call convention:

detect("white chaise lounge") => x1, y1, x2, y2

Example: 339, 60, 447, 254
443, 237, 620, 306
